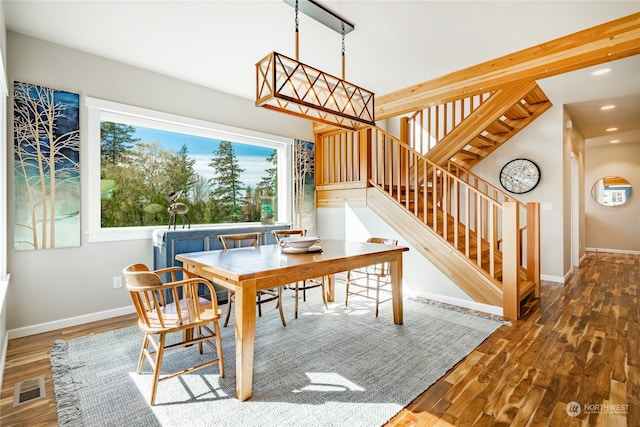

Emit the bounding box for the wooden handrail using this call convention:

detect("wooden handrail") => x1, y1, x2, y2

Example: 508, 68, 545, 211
403, 92, 492, 155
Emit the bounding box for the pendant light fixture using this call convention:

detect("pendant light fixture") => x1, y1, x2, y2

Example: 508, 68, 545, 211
255, 0, 375, 130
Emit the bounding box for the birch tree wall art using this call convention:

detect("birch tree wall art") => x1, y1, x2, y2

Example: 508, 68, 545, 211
293, 139, 316, 235
13, 82, 80, 250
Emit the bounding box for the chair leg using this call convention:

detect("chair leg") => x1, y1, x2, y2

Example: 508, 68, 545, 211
320, 276, 328, 309
345, 271, 351, 306
223, 290, 233, 327
375, 276, 381, 317
213, 320, 225, 378
277, 287, 286, 326
294, 282, 300, 319
137, 334, 150, 373
150, 333, 167, 406
197, 325, 204, 354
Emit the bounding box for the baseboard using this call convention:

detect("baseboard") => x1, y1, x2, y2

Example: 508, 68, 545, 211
541, 274, 564, 284
7, 305, 136, 340
585, 247, 640, 255
410, 290, 504, 317
0, 330, 7, 392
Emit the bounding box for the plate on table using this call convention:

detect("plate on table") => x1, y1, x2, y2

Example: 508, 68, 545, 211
281, 245, 323, 254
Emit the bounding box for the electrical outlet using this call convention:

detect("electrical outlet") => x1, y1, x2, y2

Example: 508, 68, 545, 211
113, 276, 123, 289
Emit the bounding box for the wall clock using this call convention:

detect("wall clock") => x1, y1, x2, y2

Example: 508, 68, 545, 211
499, 158, 541, 194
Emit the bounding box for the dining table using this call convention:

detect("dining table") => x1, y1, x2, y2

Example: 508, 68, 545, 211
176, 238, 409, 401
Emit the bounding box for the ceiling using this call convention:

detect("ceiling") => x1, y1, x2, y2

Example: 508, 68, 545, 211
4, 1, 639, 145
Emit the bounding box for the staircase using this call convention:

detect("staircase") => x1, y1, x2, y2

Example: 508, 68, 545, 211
314, 82, 546, 320
309, 13, 640, 320
402, 81, 552, 169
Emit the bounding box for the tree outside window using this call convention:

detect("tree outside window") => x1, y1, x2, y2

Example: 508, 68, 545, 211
100, 121, 278, 228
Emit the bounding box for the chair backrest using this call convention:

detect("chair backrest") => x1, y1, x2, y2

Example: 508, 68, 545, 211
367, 237, 398, 246
271, 229, 305, 243
123, 263, 162, 288
218, 232, 262, 249
123, 263, 218, 330
365, 237, 398, 275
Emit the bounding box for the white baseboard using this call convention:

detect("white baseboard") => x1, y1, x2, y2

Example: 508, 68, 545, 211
585, 247, 640, 255
7, 305, 136, 340
0, 330, 7, 392
410, 290, 504, 317
541, 274, 564, 283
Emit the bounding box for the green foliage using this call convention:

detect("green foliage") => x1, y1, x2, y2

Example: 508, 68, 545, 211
100, 124, 278, 228
209, 141, 246, 222
258, 151, 278, 196
100, 122, 138, 164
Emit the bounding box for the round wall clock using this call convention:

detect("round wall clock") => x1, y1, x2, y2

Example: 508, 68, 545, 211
499, 158, 541, 194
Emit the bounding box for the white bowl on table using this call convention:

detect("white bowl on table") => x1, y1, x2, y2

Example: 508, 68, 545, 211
279, 236, 321, 250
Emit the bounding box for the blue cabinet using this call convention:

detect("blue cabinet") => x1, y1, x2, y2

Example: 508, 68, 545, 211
152, 225, 289, 303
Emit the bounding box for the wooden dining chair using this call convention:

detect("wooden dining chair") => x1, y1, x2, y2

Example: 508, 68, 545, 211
345, 237, 399, 317
271, 229, 328, 319
122, 263, 225, 405
218, 232, 286, 327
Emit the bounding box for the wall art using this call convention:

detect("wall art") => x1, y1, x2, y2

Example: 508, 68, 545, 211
293, 139, 316, 235
13, 82, 80, 250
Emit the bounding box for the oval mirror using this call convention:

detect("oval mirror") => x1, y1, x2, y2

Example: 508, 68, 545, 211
591, 176, 633, 207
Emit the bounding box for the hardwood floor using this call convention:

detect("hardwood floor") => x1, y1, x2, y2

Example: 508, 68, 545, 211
387, 252, 638, 427
1, 252, 637, 426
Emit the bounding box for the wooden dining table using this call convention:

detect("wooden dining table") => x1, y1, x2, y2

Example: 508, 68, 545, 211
176, 238, 409, 401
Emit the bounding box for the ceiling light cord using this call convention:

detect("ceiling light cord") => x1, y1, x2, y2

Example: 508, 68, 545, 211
295, 0, 299, 61
341, 23, 346, 79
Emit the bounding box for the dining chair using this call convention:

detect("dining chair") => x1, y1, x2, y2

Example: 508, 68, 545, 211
345, 237, 399, 317
271, 229, 328, 319
122, 263, 225, 405
218, 232, 286, 327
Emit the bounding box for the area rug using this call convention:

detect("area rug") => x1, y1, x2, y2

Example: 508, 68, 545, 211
50, 292, 507, 427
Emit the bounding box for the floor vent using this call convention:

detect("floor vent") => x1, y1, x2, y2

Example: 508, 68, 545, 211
13, 376, 46, 407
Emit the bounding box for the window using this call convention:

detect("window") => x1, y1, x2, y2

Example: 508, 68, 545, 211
86, 97, 292, 242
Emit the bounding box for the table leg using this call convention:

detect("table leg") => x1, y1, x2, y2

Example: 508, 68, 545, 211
390, 253, 403, 325
326, 274, 335, 302
234, 280, 257, 401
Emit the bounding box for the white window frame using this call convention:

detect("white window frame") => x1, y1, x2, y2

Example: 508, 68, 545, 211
85, 97, 293, 242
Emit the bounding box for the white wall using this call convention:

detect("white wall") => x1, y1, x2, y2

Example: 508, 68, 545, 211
471, 107, 566, 282
5, 32, 313, 334
585, 141, 640, 253
563, 108, 587, 270
0, 0, 9, 390
316, 204, 504, 315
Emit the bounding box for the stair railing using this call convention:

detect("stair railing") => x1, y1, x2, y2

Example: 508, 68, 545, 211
401, 92, 492, 155
316, 126, 540, 319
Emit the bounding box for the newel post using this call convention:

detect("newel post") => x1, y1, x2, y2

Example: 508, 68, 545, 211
360, 127, 372, 187
526, 202, 541, 297
314, 134, 324, 186
502, 201, 520, 321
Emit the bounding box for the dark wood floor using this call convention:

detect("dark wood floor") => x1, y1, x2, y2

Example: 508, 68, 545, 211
387, 252, 638, 427
0, 252, 637, 426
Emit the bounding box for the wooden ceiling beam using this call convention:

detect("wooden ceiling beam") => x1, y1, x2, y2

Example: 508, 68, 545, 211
375, 12, 640, 120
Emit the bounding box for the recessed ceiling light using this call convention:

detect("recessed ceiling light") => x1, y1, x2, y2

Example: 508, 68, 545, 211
591, 68, 611, 76
610, 140, 620, 144
600, 105, 616, 110
606, 127, 618, 132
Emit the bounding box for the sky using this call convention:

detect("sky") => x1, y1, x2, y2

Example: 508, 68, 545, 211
132, 126, 275, 187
